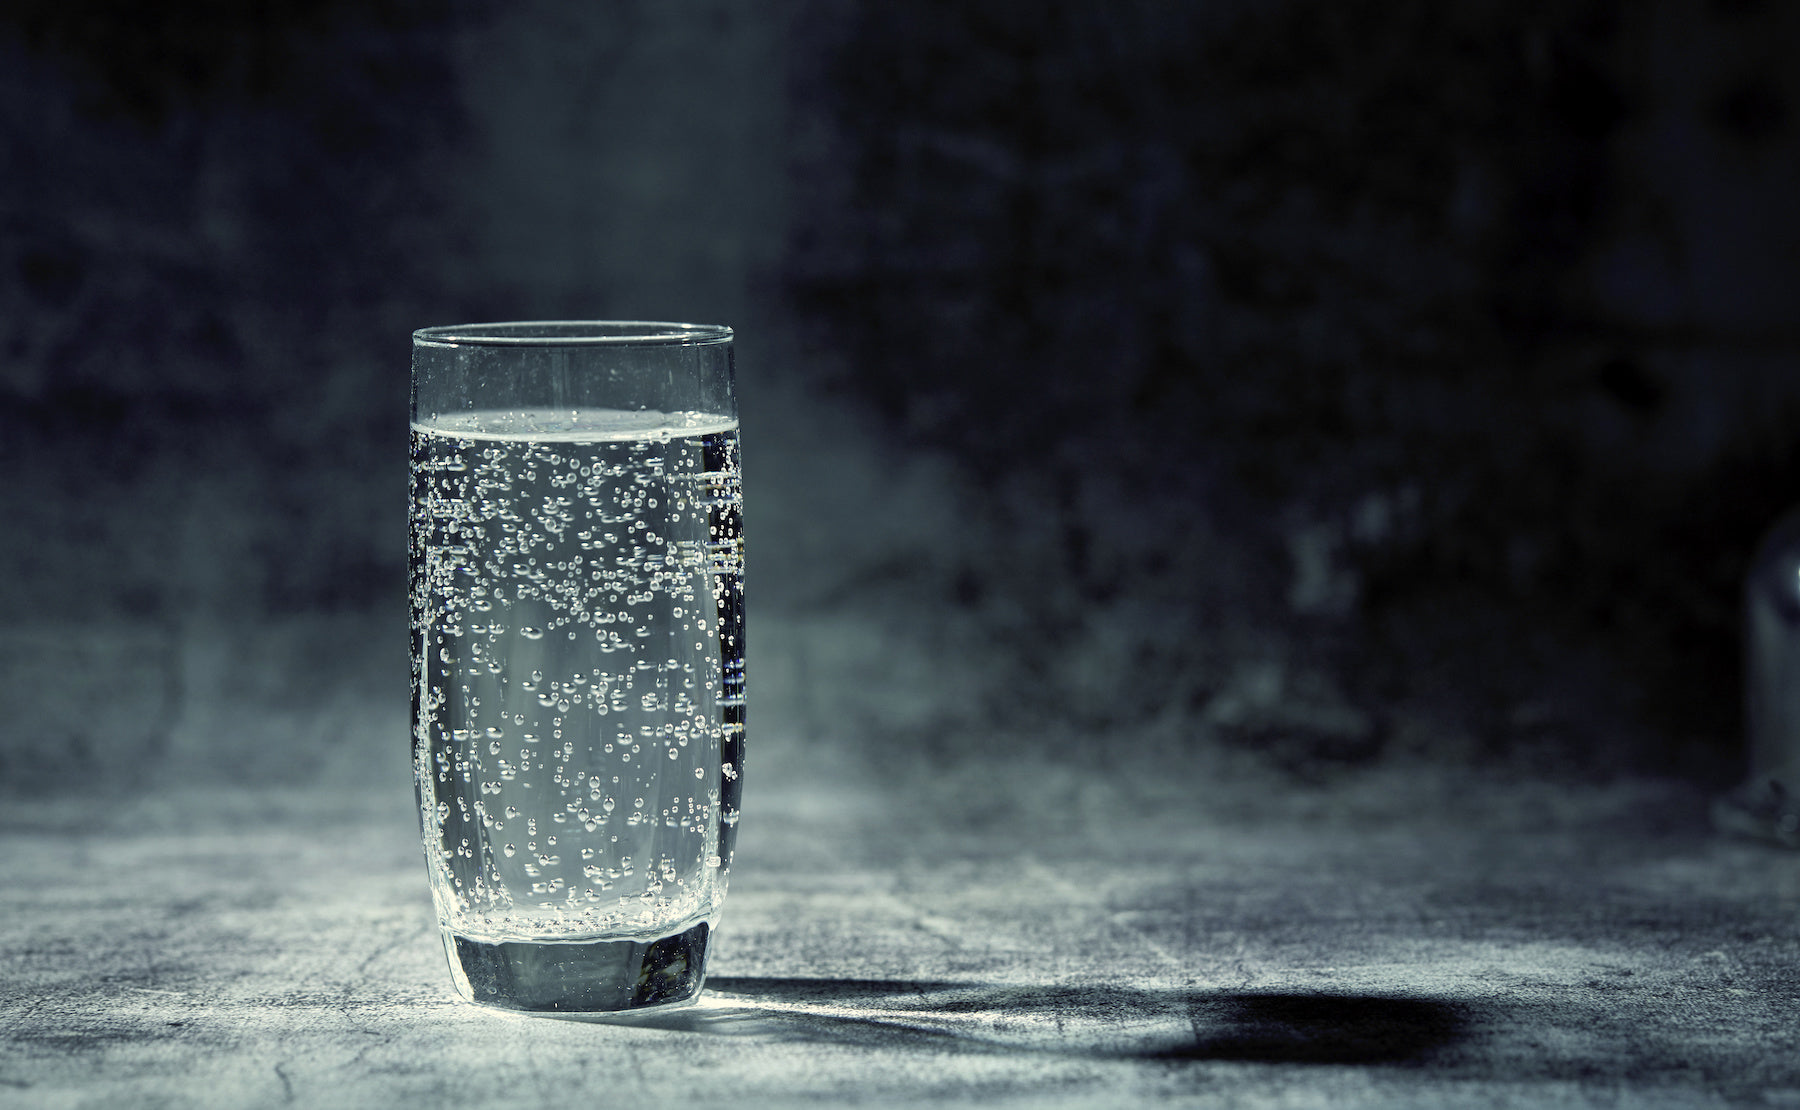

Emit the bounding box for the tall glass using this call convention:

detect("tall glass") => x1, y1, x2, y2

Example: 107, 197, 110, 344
409, 322, 743, 1013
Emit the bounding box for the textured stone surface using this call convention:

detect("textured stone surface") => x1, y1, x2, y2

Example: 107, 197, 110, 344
4, 767, 1798, 1108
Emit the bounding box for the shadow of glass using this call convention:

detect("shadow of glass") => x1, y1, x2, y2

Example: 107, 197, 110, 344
622, 976, 1469, 1066
1167, 992, 1468, 1064
705, 977, 979, 1002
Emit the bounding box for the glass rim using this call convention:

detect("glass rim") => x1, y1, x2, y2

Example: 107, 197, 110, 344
413, 320, 734, 349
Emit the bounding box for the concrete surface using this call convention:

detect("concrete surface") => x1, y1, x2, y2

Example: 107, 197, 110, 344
4, 765, 1798, 1108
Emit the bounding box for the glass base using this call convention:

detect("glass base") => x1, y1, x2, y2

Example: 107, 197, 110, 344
448, 921, 710, 1014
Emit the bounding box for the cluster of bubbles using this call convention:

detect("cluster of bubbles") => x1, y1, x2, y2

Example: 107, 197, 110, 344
410, 413, 743, 941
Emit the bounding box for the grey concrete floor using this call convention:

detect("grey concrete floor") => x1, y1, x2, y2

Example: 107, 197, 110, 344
4, 758, 1799, 1108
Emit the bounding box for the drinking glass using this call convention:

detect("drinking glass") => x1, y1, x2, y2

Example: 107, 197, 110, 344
410, 322, 743, 1013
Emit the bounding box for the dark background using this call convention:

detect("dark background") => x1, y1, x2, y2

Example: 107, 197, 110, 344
2, 0, 1798, 800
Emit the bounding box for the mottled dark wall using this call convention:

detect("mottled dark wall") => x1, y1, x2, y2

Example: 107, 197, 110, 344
786, 0, 1800, 782
1, 0, 1796, 793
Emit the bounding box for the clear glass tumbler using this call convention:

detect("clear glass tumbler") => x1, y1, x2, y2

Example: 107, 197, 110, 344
410, 322, 743, 1013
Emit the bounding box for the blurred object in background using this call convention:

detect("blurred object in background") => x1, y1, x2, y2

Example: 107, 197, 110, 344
1716, 507, 1800, 846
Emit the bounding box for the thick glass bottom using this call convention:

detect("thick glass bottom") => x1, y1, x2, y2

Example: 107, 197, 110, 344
448, 921, 710, 1014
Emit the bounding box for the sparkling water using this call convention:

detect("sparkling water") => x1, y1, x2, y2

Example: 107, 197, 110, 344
410, 408, 742, 1006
